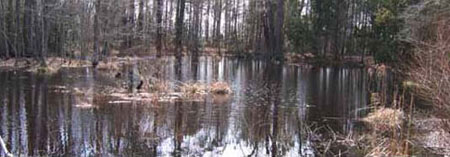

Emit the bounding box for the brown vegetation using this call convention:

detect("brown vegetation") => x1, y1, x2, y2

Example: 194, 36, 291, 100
103, 81, 233, 104
179, 82, 208, 100
0, 56, 146, 76
313, 109, 414, 156
210, 82, 232, 95
363, 107, 404, 133
0, 57, 92, 74
284, 53, 315, 63
96, 61, 121, 71
407, 16, 450, 118
178, 81, 232, 101
310, 83, 430, 156
148, 81, 171, 93
400, 3, 450, 154
285, 52, 376, 67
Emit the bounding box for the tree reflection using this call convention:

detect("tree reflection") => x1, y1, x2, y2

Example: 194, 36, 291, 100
0, 57, 369, 156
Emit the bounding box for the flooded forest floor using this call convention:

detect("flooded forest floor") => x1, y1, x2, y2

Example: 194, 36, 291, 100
0, 55, 448, 156
1, 56, 233, 104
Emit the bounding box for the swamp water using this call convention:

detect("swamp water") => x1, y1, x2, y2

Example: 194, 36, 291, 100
0, 56, 369, 156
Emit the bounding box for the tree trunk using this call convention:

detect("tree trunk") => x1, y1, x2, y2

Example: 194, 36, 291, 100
15, 0, 22, 57
191, 0, 201, 55
40, 0, 48, 66
138, 0, 144, 32
175, 0, 186, 57
274, 0, 285, 57
0, 0, 7, 58
205, 0, 210, 45
215, 0, 222, 54
6, 0, 14, 57
264, 0, 275, 55
93, 0, 101, 65
156, 0, 163, 57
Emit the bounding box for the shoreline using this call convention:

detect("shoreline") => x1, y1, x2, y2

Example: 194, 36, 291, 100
0, 53, 377, 72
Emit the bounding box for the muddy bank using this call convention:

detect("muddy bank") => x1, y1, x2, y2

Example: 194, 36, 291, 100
0, 57, 115, 74
284, 53, 376, 67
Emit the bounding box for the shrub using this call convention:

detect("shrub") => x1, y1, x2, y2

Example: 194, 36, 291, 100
363, 107, 405, 133
179, 82, 207, 98
209, 82, 232, 95
402, 0, 450, 116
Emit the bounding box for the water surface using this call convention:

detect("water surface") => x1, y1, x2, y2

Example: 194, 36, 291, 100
0, 56, 369, 156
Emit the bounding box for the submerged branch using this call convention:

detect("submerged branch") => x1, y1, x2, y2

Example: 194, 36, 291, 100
0, 136, 13, 157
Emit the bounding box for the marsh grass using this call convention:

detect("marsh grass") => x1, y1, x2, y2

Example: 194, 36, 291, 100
210, 82, 232, 95
363, 107, 405, 133
309, 89, 422, 156
179, 82, 208, 99
177, 81, 232, 101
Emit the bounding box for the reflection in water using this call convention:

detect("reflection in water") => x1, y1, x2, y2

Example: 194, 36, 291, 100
0, 56, 368, 156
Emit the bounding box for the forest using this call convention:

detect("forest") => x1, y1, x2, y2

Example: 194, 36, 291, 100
0, 0, 449, 156
0, 0, 412, 63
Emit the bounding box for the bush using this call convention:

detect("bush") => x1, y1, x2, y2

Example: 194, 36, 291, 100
402, 0, 450, 116
209, 82, 232, 95
363, 107, 405, 133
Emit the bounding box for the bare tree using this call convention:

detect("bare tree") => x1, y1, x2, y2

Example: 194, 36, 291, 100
93, 0, 101, 67
156, 0, 163, 57
175, 0, 186, 57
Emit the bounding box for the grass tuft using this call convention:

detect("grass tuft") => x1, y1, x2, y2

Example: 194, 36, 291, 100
209, 82, 232, 95
179, 82, 208, 98
363, 107, 405, 133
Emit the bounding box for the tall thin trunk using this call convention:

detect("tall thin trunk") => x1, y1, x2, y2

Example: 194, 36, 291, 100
175, 0, 186, 57
6, 0, 14, 57
274, 0, 284, 57
205, 0, 210, 45
164, 0, 169, 50
138, 0, 144, 32
0, 0, 8, 57
215, 0, 222, 54
191, 0, 201, 55
16, 0, 22, 57
341, 0, 350, 57
156, 0, 163, 57
233, 0, 238, 51
334, 1, 340, 60
125, 0, 135, 48
93, 0, 100, 65
169, 0, 174, 34
264, 0, 275, 55
224, 0, 229, 50
40, 0, 47, 66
